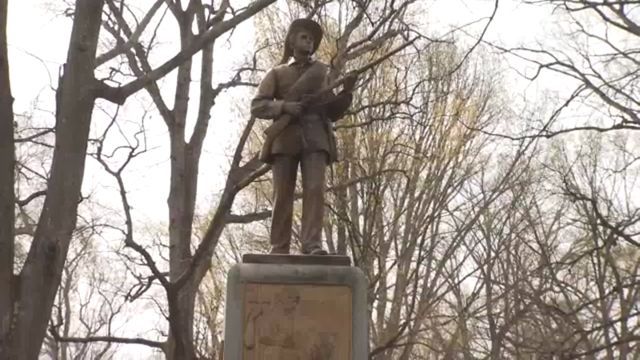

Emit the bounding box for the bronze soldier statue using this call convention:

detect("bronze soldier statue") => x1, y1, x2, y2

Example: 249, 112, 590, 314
251, 19, 357, 255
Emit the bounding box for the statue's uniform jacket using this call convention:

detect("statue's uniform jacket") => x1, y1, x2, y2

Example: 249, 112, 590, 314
251, 59, 352, 253
251, 60, 352, 163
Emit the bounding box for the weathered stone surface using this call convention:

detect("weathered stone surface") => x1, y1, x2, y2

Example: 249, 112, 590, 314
242, 253, 351, 266
243, 283, 351, 359
223, 262, 368, 360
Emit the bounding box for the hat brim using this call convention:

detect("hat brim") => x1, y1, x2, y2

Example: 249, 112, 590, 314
287, 18, 323, 53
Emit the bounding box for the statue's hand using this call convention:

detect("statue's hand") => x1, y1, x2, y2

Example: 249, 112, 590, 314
283, 101, 303, 116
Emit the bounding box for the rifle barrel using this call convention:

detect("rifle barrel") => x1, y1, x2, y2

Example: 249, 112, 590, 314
325, 36, 419, 91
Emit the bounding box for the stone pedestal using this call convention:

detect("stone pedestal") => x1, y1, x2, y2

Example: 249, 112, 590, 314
223, 254, 368, 360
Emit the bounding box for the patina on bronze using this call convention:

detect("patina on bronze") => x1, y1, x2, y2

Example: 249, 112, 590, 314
251, 18, 357, 255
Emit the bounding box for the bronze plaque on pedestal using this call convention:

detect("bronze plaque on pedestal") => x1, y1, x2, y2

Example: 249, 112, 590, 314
242, 283, 352, 360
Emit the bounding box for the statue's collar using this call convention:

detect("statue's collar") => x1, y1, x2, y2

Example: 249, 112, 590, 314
288, 56, 314, 67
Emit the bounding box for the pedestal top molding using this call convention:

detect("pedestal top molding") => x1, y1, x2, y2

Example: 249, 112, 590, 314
242, 253, 352, 266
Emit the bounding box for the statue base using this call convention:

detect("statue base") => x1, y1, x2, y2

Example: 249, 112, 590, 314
223, 254, 368, 360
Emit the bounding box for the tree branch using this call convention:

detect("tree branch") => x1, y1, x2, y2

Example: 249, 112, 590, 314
97, 0, 165, 67
49, 329, 165, 350
97, 0, 276, 105
16, 190, 47, 207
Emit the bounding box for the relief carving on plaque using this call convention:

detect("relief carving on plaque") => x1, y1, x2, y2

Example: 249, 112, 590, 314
243, 283, 352, 360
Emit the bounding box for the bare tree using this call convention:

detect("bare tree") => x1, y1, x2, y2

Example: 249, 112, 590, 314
539, 134, 640, 358
44, 222, 126, 360
322, 37, 546, 358
447, 3, 640, 357
0, 0, 16, 358
432, 132, 640, 359
492, 0, 640, 139
0, 0, 275, 358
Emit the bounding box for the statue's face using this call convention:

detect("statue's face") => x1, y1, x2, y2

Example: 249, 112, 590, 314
290, 29, 314, 56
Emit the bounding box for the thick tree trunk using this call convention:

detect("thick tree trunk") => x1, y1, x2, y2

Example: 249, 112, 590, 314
165, 17, 216, 357
10, 1, 104, 358
165, 133, 200, 359
166, 19, 198, 355
166, 284, 197, 360
166, 136, 198, 359
166, 141, 199, 359
0, 0, 16, 358
165, 81, 201, 360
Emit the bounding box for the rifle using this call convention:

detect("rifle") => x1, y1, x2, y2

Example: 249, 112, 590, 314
259, 37, 418, 163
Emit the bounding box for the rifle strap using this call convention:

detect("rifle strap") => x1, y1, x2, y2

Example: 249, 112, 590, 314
282, 61, 326, 101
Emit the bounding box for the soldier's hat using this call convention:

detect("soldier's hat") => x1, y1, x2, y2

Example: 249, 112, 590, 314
280, 18, 323, 64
